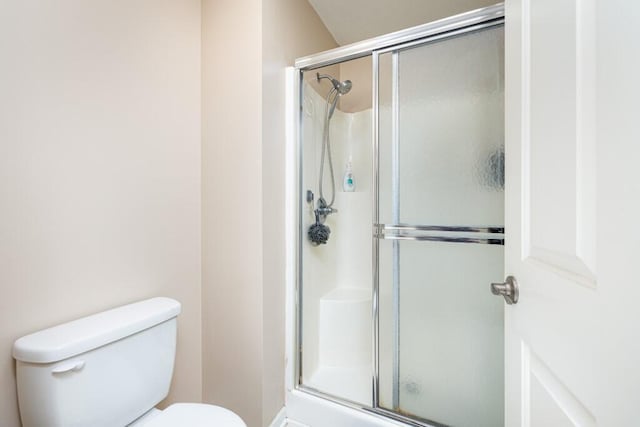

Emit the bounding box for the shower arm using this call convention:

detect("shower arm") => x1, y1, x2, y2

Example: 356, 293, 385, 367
316, 73, 336, 87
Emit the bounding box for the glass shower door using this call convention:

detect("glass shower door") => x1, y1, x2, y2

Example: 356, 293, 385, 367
376, 25, 505, 427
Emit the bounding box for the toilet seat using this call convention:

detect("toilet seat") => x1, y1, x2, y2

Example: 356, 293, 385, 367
141, 403, 246, 427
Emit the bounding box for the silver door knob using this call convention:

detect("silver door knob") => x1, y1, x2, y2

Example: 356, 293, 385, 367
491, 276, 519, 304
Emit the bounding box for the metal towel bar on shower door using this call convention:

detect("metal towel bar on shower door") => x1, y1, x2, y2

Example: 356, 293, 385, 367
374, 223, 505, 245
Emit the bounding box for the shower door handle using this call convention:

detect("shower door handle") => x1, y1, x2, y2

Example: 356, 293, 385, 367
491, 276, 519, 304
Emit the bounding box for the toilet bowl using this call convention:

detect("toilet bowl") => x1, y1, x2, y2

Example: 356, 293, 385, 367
13, 297, 246, 427
131, 404, 246, 427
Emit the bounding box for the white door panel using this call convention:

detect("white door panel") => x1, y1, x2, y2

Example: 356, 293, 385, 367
525, 0, 597, 286
505, 0, 601, 425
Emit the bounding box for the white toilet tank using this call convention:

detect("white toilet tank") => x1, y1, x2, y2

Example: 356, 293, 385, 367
13, 297, 181, 427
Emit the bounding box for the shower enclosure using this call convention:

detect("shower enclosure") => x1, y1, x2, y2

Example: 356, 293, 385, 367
290, 5, 505, 427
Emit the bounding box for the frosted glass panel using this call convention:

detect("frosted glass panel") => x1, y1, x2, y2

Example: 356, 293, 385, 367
377, 25, 505, 426
379, 240, 504, 426
379, 27, 504, 227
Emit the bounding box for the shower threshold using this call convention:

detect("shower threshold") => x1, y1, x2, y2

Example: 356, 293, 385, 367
286, 387, 438, 427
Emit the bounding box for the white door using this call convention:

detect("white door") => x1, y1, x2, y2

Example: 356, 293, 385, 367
504, 0, 640, 425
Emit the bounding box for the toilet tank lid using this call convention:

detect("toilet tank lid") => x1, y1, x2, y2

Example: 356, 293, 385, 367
13, 297, 181, 364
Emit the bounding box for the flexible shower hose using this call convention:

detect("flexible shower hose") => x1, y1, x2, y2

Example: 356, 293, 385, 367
318, 86, 340, 209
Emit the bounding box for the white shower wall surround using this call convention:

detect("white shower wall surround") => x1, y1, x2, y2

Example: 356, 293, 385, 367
301, 80, 373, 405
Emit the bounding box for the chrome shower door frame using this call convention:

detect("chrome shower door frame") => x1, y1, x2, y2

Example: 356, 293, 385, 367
292, 4, 505, 427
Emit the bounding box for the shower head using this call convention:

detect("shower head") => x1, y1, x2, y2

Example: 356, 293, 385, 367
317, 73, 352, 95
339, 79, 353, 95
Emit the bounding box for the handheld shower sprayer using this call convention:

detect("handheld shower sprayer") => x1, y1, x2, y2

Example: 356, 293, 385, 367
308, 72, 353, 245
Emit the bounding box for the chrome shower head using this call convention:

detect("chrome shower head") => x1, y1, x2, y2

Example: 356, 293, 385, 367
317, 73, 352, 95
339, 79, 352, 95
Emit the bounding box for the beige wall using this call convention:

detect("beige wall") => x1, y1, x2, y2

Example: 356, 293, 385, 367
339, 56, 373, 113
202, 0, 336, 425
201, 0, 264, 426
0, 1, 203, 426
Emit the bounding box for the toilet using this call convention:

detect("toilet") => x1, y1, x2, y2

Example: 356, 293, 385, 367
12, 297, 246, 427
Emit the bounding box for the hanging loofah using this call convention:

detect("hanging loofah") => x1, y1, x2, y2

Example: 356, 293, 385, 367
308, 212, 331, 245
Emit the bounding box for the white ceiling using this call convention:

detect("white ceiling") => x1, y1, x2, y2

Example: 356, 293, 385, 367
307, 0, 497, 46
